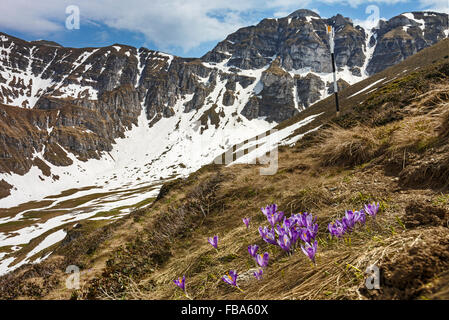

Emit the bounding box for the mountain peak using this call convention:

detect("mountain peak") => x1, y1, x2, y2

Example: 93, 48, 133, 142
287, 9, 320, 19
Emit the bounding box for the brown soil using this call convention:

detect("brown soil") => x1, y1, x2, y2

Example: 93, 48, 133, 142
362, 228, 449, 300
403, 201, 449, 228
0, 179, 13, 199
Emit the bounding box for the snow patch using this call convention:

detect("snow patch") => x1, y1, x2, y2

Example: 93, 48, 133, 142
348, 77, 386, 98
402, 12, 426, 31
26, 229, 67, 259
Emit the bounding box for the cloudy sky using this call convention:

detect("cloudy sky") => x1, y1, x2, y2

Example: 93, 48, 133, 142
0, 0, 447, 57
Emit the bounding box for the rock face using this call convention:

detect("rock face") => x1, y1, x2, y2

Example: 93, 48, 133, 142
296, 74, 325, 109
0, 9, 448, 180
203, 10, 368, 73
367, 12, 449, 74
326, 79, 350, 95
242, 58, 298, 122
205, 10, 448, 76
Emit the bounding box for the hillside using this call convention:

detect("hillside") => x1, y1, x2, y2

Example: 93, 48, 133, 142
1, 39, 448, 300
1, 10, 448, 275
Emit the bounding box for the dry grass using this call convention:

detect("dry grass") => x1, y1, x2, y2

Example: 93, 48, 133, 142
389, 115, 440, 153
309, 124, 388, 167
82, 146, 408, 300
309, 86, 449, 169
440, 109, 449, 138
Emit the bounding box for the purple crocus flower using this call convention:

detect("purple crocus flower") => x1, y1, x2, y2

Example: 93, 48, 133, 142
282, 216, 295, 229
308, 223, 319, 239
173, 275, 186, 291
255, 252, 269, 268
342, 210, 356, 230
259, 226, 278, 246
290, 227, 300, 244
354, 209, 366, 225
364, 202, 379, 218
277, 233, 292, 252
267, 211, 284, 227
296, 212, 316, 228
299, 228, 314, 244
248, 244, 259, 258
253, 268, 263, 280
328, 220, 346, 238
275, 224, 288, 236
222, 270, 238, 287
261, 204, 284, 226
243, 217, 250, 229
208, 235, 218, 249
301, 240, 318, 264
261, 204, 278, 217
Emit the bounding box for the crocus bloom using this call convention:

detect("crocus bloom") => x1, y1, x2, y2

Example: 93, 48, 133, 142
290, 227, 300, 244
267, 211, 284, 227
299, 228, 313, 244
259, 226, 278, 246
328, 220, 346, 238
261, 204, 278, 217
354, 209, 366, 225
275, 224, 289, 237
307, 223, 319, 239
253, 268, 263, 280
256, 252, 269, 268
248, 244, 259, 258
173, 275, 186, 291
222, 270, 238, 287
364, 202, 379, 218
342, 210, 356, 230
277, 233, 292, 252
282, 216, 295, 229
301, 240, 318, 264
243, 218, 250, 229
208, 235, 218, 249
296, 212, 316, 228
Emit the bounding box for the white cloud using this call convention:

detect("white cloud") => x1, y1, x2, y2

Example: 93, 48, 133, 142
0, 0, 446, 54
273, 11, 292, 18
419, 0, 449, 13
0, 0, 312, 52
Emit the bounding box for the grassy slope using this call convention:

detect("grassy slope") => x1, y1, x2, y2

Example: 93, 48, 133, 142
1, 40, 449, 300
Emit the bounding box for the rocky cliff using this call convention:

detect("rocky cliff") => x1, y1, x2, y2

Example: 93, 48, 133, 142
0, 10, 448, 202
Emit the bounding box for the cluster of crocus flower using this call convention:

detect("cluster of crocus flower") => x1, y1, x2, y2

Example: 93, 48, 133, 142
328, 202, 380, 238
248, 244, 269, 280
259, 204, 319, 264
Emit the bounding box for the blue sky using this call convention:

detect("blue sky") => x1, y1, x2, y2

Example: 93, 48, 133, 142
0, 0, 447, 58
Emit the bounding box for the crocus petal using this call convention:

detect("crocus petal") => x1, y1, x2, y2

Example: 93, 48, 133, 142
253, 268, 263, 280
248, 244, 259, 257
